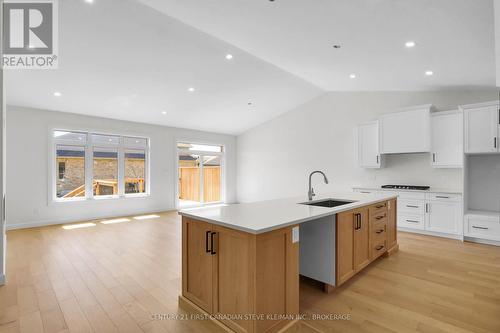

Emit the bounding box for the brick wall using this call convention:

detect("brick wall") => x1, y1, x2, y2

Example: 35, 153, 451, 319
56, 157, 145, 197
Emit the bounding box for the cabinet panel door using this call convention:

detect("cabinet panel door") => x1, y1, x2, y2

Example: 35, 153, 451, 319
425, 201, 461, 235
357, 121, 380, 168
354, 208, 370, 271
431, 111, 463, 167
380, 108, 430, 154
182, 218, 213, 313
336, 211, 355, 286
212, 226, 253, 333
465, 106, 498, 153
387, 199, 397, 250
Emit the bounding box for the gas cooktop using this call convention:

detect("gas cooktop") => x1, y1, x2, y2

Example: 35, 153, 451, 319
381, 185, 430, 190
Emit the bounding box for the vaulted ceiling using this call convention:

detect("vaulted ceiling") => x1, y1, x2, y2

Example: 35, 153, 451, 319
5, 0, 497, 135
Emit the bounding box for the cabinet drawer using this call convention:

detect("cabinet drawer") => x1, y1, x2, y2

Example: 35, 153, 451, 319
370, 209, 387, 222
398, 214, 425, 230
398, 199, 425, 214
428, 193, 462, 202
398, 191, 426, 200
369, 201, 388, 218
370, 239, 387, 260
370, 220, 387, 238
466, 216, 500, 240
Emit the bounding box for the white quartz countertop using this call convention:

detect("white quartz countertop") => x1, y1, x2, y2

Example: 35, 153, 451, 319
178, 192, 397, 234
353, 186, 462, 194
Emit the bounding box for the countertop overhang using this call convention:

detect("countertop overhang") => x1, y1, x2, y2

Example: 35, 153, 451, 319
178, 192, 397, 234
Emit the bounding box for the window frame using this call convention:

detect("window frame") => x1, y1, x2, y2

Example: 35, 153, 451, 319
175, 140, 226, 209
50, 128, 150, 203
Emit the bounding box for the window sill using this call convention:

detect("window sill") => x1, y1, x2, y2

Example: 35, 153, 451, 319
52, 194, 150, 204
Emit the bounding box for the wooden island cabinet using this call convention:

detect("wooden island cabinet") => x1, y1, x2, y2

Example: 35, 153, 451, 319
336, 199, 398, 287
179, 195, 398, 332
180, 217, 299, 333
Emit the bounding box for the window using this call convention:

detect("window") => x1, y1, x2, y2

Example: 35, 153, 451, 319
177, 142, 224, 208
56, 145, 85, 198
52, 130, 149, 201
125, 149, 146, 194
58, 162, 66, 180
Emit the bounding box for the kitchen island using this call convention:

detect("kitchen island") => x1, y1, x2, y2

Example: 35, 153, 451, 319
178, 192, 398, 333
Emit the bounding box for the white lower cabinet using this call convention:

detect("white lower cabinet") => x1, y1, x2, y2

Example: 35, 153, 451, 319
354, 188, 462, 238
425, 200, 462, 234
465, 213, 500, 242
398, 214, 425, 230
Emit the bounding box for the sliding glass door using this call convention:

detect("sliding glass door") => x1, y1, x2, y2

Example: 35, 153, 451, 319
177, 143, 223, 208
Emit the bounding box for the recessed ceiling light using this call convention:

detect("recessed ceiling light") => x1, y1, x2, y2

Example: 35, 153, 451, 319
54, 92, 62, 97
85, 0, 94, 3
225, 54, 233, 60
425, 70, 434, 76
161, 111, 167, 115
188, 87, 195, 92
349, 74, 356, 79
405, 41, 416, 48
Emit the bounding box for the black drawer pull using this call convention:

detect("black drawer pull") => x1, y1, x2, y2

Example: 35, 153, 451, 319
375, 215, 385, 220
406, 205, 419, 208
376, 245, 384, 251
406, 219, 419, 223
376, 229, 385, 234
436, 196, 450, 199
472, 226, 489, 230
375, 204, 385, 209
210, 232, 217, 255
205, 231, 211, 253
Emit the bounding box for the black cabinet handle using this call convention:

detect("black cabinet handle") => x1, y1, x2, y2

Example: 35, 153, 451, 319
375, 204, 385, 209
376, 229, 384, 234
210, 232, 217, 255
376, 155, 379, 164
495, 137, 497, 149
436, 196, 449, 199
376, 245, 384, 251
432, 153, 436, 163
375, 215, 385, 220
406, 205, 419, 208
472, 226, 488, 230
205, 231, 211, 253
406, 219, 419, 223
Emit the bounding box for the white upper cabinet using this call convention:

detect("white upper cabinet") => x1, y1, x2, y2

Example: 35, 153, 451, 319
430, 110, 463, 168
379, 105, 432, 154
462, 101, 499, 153
356, 121, 381, 168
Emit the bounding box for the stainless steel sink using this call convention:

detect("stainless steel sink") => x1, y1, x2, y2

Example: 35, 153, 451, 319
300, 199, 355, 208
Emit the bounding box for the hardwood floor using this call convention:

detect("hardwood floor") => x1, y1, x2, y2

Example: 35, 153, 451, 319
1, 211, 499, 333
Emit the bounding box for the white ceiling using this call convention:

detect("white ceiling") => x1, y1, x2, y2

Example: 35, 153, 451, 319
5, 0, 498, 135
5, 0, 322, 135
139, 0, 497, 91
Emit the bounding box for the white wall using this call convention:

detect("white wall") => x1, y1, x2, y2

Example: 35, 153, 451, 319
6, 106, 237, 229
496, 0, 500, 86
0, 1, 5, 285
237, 90, 499, 203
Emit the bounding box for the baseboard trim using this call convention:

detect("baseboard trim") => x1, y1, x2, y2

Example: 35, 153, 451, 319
464, 237, 500, 247
398, 227, 463, 240
0, 274, 5, 286
6, 207, 175, 230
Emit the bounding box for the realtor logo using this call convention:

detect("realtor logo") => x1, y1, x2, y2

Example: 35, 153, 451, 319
2, 0, 58, 69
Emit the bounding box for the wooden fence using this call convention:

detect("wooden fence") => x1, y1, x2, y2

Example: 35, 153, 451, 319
179, 166, 221, 202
